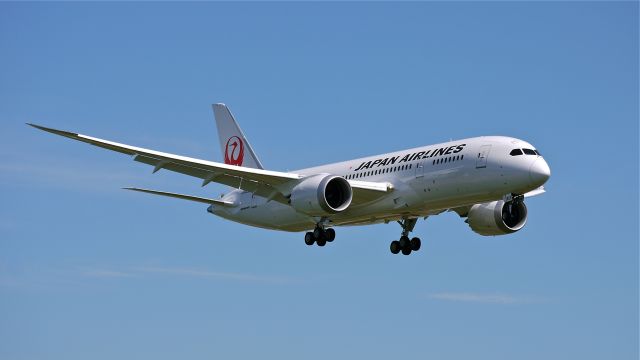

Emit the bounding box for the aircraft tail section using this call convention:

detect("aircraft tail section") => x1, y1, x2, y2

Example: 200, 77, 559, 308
212, 103, 264, 169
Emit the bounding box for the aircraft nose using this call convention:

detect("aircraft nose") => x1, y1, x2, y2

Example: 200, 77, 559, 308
529, 157, 551, 186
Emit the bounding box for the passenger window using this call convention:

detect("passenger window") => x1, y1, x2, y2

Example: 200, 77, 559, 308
523, 149, 536, 155
510, 149, 523, 156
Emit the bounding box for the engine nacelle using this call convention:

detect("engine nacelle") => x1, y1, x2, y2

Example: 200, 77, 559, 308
467, 200, 528, 236
290, 174, 352, 216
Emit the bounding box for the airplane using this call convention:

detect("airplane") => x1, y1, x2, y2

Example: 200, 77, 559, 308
29, 103, 551, 256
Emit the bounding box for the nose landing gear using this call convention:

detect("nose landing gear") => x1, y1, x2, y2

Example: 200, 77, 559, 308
304, 226, 335, 247
390, 218, 421, 256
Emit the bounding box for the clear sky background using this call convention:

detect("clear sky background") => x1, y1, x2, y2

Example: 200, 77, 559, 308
1, 2, 638, 360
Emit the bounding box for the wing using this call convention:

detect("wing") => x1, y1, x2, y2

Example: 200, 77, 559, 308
524, 186, 545, 198
29, 124, 391, 205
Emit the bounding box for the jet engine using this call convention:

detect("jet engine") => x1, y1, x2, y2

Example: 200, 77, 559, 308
290, 174, 352, 216
466, 200, 527, 236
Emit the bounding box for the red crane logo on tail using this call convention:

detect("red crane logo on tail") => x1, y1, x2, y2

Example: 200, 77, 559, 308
224, 136, 244, 166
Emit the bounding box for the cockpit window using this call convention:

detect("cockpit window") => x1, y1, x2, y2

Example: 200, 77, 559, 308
523, 148, 537, 155
510, 149, 523, 156
534, 149, 541, 156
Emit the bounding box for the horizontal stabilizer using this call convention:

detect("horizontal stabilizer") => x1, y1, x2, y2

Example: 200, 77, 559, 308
123, 187, 235, 206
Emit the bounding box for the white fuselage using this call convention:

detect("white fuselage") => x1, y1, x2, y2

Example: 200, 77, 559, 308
209, 136, 550, 232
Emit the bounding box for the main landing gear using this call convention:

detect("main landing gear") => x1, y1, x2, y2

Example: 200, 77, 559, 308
390, 218, 421, 256
304, 226, 336, 247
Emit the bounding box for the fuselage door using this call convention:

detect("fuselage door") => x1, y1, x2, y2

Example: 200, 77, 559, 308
415, 161, 425, 179
476, 144, 491, 169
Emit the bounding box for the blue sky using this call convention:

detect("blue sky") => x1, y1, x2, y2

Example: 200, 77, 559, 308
0, 2, 637, 359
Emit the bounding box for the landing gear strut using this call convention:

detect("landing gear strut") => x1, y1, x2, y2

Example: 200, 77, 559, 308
390, 218, 421, 256
304, 225, 335, 247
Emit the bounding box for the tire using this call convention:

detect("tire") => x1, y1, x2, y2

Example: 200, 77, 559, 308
316, 238, 327, 247
304, 232, 315, 246
399, 236, 410, 250
410, 237, 421, 251
325, 228, 336, 242
390, 240, 401, 254
401, 247, 412, 256
313, 227, 323, 240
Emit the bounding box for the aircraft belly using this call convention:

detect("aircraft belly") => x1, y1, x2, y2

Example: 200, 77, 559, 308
211, 197, 314, 232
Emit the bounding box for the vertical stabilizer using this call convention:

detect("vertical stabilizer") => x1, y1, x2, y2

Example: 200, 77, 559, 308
212, 103, 264, 169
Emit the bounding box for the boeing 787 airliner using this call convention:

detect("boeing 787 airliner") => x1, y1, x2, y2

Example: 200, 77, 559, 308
30, 104, 550, 256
